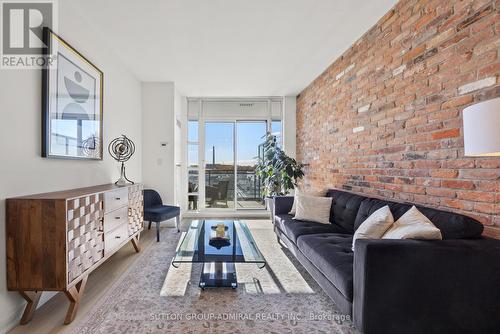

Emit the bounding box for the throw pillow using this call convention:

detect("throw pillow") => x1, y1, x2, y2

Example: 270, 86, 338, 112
293, 194, 332, 224
289, 188, 325, 215
352, 205, 394, 250
382, 206, 442, 240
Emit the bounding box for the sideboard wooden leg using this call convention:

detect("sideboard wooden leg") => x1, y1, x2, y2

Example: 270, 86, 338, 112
63, 275, 88, 325
131, 235, 141, 252
19, 291, 42, 325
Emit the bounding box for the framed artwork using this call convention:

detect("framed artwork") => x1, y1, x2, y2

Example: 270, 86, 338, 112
42, 28, 103, 160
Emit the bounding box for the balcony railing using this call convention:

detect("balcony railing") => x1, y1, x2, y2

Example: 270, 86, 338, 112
189, 168, 264, 209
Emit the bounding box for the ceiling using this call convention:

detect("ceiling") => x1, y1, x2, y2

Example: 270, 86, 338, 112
68, 0, 398, 96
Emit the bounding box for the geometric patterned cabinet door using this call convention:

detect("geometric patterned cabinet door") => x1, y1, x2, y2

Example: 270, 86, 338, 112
128, 184, 144, 237
67, 193, 104, 284
6, 184, 143, 326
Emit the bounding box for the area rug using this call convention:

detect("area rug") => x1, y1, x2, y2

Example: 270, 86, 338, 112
71, 220, 356, 334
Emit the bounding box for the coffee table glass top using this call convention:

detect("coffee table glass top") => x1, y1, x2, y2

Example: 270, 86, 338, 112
171, 220, 266, 267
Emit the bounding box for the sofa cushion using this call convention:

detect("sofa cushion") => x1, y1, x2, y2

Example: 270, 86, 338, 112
297, 233, 354, 301
354, 198, 411, 231
325, 189, 366, 234
354, 198, 484, 239
294, 194, 333, 224
353, 205, 394, 250
417, 206, 483, 239
289, 188, 325, 215
274, 214, 345, 243
383, 206, 442, 240
274, 213, 295, 233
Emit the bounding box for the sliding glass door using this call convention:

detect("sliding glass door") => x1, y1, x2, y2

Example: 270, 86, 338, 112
236, 121, 266, 209
204, 122, 235, 209
200, 121, 266, 210
186, 98, 283, 212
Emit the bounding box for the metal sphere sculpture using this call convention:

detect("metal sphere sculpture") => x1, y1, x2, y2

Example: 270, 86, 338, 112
108, 135, 135, 185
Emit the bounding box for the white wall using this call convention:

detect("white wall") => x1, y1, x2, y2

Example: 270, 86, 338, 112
142, 82, 185, 206
142, 82, 175, 204
283, 96, 297, 158
174, 89, 188, 210
0, 2, 142, 332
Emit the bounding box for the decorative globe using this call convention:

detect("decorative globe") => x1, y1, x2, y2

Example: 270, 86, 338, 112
108, 135, 135, 185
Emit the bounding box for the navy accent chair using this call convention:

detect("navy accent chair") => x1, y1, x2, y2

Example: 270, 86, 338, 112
143, 189, 180, 242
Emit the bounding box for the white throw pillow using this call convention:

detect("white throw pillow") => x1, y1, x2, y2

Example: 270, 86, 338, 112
382, 206, 442, 240
352, 206, 394, 250
293, 194, 332, 224
289, 188, 325, 215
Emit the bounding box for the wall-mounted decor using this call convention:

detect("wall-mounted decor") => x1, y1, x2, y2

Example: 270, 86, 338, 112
42, 27, 103, 160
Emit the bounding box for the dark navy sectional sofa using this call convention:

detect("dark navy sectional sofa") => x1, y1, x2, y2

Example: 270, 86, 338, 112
273, 189, 500, 334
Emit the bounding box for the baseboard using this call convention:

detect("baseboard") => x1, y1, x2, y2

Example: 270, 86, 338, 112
0, 291, 58, 333
1, 302, 24, 334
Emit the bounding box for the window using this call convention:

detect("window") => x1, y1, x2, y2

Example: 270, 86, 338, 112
185, 98, 283, 212
188, 144, 198, 167
187, 120, 199, 210
271, 120, 282, 146
188, 121, 198, 142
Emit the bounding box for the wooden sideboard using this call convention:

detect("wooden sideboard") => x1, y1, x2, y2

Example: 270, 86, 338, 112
6, 183, 144, 325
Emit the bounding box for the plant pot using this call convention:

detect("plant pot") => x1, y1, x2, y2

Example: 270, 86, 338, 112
265, 196, 274, 222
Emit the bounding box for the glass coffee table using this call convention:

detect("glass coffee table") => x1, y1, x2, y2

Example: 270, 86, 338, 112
171, 220, 266, 289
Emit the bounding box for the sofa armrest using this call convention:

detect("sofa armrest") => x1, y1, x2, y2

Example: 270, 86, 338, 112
354, 238, 500, 334
273, 196, 294, 216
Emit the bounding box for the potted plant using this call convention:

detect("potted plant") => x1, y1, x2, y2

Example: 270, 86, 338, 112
256, 133, 304, 219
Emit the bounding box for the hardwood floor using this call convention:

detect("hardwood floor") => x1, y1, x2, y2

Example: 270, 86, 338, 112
8, 223, 163, 334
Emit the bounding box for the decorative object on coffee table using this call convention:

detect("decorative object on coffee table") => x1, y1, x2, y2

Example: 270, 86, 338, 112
172, 220, 266, 289
42, 28, 103, 160
209, 223, 230, 249
109, 134, 135, 185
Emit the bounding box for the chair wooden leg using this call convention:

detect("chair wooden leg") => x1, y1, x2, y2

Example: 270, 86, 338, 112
19, 291, 42, 325
175, 216, 180, 232
63, 275, 88, 324
156, 221, 160, 242
131, 235, 141, 252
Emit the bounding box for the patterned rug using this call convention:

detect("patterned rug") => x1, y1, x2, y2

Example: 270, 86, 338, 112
71, 220, 356, 334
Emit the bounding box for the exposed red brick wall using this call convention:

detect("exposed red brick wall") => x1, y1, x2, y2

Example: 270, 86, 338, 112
296, 0, 500, 238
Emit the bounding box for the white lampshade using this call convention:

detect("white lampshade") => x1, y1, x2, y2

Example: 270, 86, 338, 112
463, 97, 500, 157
